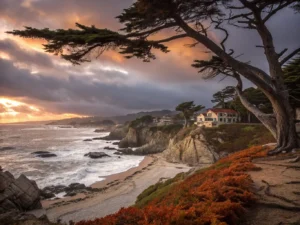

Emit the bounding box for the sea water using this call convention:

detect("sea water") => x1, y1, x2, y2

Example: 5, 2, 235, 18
0, 124, 144, 188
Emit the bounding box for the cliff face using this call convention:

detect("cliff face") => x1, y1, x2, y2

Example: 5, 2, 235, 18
163, 128, 219, 166
102, 125, 129, 140
118, 127, 170, 155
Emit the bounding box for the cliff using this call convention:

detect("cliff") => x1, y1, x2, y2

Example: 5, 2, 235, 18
118, 125, 180, 155
163, 127, 219, 166
101, 125, 129, 140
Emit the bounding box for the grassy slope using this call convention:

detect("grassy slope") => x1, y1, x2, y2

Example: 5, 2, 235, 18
202, 124, 275, 153
75, 145, 270, 225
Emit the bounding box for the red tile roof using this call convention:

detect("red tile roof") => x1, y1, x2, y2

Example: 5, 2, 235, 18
208, 108, 238, 114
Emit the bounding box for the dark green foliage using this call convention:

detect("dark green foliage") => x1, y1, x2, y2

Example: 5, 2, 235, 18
129, 115, 154, 128
203, 124, 275, 153
8, 23, 168, 64
176, 101, 204, 127
211, 86, 235, 108
149, 124, 183, 135
283, 54, 300, 108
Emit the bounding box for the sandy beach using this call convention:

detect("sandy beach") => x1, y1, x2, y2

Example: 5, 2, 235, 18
40, 154, 192, 223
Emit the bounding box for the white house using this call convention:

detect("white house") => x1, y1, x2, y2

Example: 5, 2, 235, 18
196, 109, 239, 127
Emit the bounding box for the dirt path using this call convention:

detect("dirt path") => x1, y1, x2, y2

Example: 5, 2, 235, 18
245, 153, 300, 225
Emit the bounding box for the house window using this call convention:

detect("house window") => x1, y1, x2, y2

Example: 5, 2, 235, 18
200, 118, 203, 121
219, 113, 223, 116
220, 118, 223, 122
207, 113, 212, 117
228, 118, 232, 123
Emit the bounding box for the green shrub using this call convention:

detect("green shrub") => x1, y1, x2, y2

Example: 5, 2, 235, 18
203, 124, 274, 153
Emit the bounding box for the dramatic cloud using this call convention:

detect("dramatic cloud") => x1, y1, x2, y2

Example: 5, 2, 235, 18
0, 0, 299, 122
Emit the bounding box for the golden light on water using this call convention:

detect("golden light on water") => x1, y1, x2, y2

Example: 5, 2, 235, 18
0, 97, 84, 124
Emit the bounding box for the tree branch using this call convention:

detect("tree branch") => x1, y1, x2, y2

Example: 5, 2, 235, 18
156, 34, 188, 43
234, 74, 277, 138
125, 22, 177, 38
280, 47, 300, 65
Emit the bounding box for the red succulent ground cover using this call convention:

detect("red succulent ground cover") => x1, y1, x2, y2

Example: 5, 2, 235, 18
76, 146, 268, 225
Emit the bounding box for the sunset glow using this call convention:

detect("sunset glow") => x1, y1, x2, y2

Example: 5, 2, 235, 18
0, 98, 83, 124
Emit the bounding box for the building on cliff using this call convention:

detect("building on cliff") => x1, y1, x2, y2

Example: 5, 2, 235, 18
195, 109, 239, 127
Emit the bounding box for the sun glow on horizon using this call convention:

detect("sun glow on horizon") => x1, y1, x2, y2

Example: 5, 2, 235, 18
0, 97, 85, 124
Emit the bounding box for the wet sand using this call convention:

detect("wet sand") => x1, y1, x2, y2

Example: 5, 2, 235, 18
42, 154, 192, 223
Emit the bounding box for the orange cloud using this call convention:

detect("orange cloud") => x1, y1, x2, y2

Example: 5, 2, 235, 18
0, 97, 84, 124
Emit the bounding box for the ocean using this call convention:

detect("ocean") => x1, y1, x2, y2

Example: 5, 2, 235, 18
0, 124, 144, 189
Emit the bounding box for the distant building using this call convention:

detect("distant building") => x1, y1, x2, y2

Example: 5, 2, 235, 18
195, 109, 239, 127
154, 115, 174, 126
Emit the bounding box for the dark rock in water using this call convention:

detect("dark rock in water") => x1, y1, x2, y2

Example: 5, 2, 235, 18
94, 129, 105, 133
0, 146, 15, 151
40, 190, 55, 199
65, 183, 86, 192
42, 185, 67, 194
32, 151, 57, 158
32, 151, 51, 154
93, 137, 103, 140
36, 153, 57, 158
112, 142, 120, 145
0, 170, 41, 214
64, 191, 77, 197
104, 146, 117, 150
83, 139, 93, 142
117, 148, 134, 155
84, 152, 110, 159
113, 152, 122, 155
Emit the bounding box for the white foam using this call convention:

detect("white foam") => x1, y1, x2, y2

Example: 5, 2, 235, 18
1, 127, 144, 189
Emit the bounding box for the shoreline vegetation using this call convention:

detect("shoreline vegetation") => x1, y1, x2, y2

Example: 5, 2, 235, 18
2, 123, 299, 225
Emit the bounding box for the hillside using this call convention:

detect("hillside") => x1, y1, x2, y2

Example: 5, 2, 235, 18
46, 110, 175, 126
75, 146, 300, 225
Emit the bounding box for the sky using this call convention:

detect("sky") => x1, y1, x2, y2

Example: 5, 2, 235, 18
0, 0, 299, 123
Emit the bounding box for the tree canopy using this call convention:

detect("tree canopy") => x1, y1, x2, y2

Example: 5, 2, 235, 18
8, 0, 300, 154
176, 101, 204, 127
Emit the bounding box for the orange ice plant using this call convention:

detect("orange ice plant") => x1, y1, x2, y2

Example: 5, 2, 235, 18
76, 146, 269, 225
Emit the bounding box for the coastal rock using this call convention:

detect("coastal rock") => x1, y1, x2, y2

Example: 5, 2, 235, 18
163, 128, 219, 166
83, 139, 93, 142
112, 142, 120, 145
0, 146, 15, 151
65, 183, 86, 192
104, 146, 117, 150
116, 148, 134, 155
35, 153, 57, 158
40, 190, 55, 199
94, 129, 105, 133
93, 137, 103, 140
84, 152, 110, 159
0, 170, 41, 214
119, 127, 139, 148
42, 185, 67, 194
100, 125, 129, 140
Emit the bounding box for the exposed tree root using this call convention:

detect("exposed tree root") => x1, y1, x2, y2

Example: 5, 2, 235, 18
286, 181, 300, 184
289, 156, 300, 163
255, 162, 300, 169
258, 202, 300, 211
262, 180, 300, 206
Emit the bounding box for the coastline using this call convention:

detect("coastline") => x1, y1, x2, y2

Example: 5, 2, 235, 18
40, 154, 192, 223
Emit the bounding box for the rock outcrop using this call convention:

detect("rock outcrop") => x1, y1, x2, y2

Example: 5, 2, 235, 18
84, 152, 110, 159
163, 128, 219, 166
0, 169, 41, 214
118, 126, 171, 155
101, 125, 129, 140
